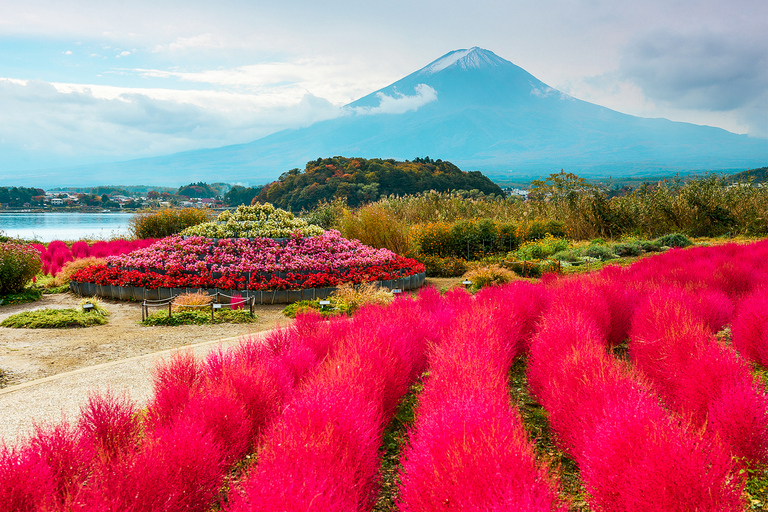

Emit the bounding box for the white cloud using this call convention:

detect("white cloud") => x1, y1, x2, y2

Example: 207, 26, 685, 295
63, 50, 72, 55
349, 84, 437, 115
153, 33, 224, 53
0, 77, 342, 172
126, 58, 395, 106
116, 50, 131, 58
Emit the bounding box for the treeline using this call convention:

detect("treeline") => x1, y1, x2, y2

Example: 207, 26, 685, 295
0, 187, 46, 206
307, 172, 767, 262
254, 156, 504, 211
728, 166, 767, 184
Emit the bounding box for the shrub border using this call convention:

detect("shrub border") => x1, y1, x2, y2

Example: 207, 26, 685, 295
70, 272, 426, 305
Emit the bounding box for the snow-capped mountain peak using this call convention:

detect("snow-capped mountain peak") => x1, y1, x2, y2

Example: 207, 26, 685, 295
419, 47, 501, 75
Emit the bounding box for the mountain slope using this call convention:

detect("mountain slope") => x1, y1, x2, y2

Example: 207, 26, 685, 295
14, 47, 767, 187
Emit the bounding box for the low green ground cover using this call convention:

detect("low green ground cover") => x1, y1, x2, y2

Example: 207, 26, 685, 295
142, 309, 257, 326
1, 300, 108, 328
0, 289, 43, 306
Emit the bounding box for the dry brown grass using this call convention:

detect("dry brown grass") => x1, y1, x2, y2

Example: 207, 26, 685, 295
171, 291, 213, 312
462, 264, 519, 291
331, 282, 394, 313
50, 257, 107, 287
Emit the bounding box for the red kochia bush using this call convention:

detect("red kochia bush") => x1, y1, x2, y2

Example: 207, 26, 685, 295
33, 238, 159, 276
630, 290, 768, 467
80, 421, 228, 512
78, 391, 141, 464
731, 288, 768, 367
0, 421, 96, 511
398, 283, 563, 511
228, 296, 432, 512
528, 291, 744, 511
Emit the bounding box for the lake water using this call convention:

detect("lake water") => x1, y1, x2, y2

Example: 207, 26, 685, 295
0, 212, 135, 242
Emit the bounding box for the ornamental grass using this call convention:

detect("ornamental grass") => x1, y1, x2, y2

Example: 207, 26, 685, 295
171, 291, 212, 313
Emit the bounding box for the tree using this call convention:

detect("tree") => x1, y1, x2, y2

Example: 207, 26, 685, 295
528, 170, 594, 201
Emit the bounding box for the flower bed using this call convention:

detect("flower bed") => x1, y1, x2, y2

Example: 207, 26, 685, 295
181, 203, 324, 238
69, 231, 426, 303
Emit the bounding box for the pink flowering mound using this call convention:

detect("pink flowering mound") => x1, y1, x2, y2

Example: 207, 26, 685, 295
70, 231, 424, 291
31, 239, 159, 276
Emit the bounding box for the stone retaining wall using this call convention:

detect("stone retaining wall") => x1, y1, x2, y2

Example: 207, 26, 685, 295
69, 272, 426, 305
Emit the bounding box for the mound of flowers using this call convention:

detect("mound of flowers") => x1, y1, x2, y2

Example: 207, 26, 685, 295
70, 231, 424, 291
181, 203, 324, 238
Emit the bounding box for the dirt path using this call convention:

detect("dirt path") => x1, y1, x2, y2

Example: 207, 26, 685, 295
0, 292, 291, 387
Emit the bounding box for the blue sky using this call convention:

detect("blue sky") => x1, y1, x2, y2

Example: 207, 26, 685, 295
1, 0, 766, 175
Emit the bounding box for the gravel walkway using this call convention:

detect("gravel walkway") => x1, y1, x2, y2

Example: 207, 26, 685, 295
0, 332, 263, 445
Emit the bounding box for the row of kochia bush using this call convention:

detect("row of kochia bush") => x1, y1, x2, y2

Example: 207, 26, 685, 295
2, 240, 767, 510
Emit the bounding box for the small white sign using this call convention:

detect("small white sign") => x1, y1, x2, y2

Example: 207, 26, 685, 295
319, 300, 331, 306
213, 304, 222, 309
392, 289, 402, 294
462, 280, 472, 285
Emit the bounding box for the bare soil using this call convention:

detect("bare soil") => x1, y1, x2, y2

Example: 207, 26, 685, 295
0, 292, 291, 387
0, 278, 461, 388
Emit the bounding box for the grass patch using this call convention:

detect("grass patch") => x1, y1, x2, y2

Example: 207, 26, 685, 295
374, 376, 425, 512
142, 309, 257, 326
42, 284, 71, 294
508, 356, 591, 511
282, 299, 350, 319
744, 466, 768, 511
282, 283, 394, 319
0, 288, 42, 306
1, 307, 108, 328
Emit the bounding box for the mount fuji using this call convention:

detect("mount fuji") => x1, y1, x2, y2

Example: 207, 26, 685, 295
17, 47, 768, 186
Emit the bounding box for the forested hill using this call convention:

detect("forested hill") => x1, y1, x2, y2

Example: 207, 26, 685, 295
254, 156, 504, 211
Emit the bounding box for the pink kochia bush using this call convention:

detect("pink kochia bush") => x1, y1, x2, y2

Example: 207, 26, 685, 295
397, 283, 564, 511
0, 313, 338, 512
629, 288, 768, 468
527, 278, 745, 511
31, 238, 159, 276
731, 288, 768, 367
226, 295, 434, 511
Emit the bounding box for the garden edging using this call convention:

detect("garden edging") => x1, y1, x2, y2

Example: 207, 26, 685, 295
69, 272, 426, 304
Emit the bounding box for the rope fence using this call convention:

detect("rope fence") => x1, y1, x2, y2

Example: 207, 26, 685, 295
141, 291, 255, 322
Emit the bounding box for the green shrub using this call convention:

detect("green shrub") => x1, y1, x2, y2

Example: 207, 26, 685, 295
611, 242, 644, 257
282, 300, 349, 319
413, 219, 519, 260
506, 260, 544, 278
0, 289, 42, 306
129, 208, 211, 239
638, 240, 662, 252
514, 234, 570, 261
584, 244, 616, 260
142, 309, 257, 326
1, 307, 108, 328
304, 198, 346, 230
526, 220, 566, 240
550, 248, 582, 262
418, 254, 469, 278
655, 233, 693, 248
283, 282, 393, 318
0, 243, 42, 295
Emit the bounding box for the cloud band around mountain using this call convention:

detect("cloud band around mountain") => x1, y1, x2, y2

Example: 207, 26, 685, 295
348, 84, 437, 115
